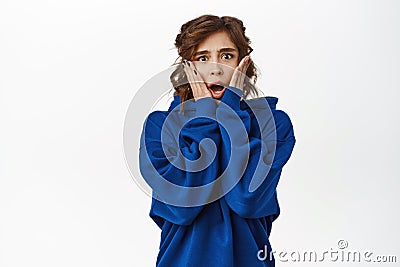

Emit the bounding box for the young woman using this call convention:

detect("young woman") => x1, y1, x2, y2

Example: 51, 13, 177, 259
139, 14, 296, 266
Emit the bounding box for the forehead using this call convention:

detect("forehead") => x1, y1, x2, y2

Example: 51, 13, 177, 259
196, 31, 237, 51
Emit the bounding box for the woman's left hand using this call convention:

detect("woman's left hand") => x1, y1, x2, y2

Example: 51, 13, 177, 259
228, 55, 252, 90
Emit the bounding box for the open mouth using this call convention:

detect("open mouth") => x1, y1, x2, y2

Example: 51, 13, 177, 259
209, 84, 225, 91
207, 82, 226, 99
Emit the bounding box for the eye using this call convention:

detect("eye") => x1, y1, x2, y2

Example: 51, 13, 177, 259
222, 53, 233, 60
196, 56, 207, 62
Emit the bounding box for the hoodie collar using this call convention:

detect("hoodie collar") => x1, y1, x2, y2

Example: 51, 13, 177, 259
168, 95, 278, 112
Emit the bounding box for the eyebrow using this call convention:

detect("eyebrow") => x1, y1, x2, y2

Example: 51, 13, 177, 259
193, 47, 238, 57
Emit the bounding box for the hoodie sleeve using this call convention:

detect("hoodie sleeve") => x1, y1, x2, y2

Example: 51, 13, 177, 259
216, 86, 296, 219
139, 97, 221, 227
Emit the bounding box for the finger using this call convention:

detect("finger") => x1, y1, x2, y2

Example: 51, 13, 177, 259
182, 60, 201, 99
229, 65, 242, 89
238, 56, 252, 88
232, 57, 246, 83
186, 61, 205, 98
234, 56, 248, 87
237, 56, 246, 69
232, 61, 246, 89
237, 55, 248, 73
229, 56, 252, 89
242, 56, 252, 73
183, 60, 210, 100
182, 60, 194, 85
183, 60, 199, 92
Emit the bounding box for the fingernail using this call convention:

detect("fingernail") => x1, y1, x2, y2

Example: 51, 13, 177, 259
193, 69, 197, 75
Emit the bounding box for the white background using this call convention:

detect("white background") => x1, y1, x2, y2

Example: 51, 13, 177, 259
1, 0, 399, 266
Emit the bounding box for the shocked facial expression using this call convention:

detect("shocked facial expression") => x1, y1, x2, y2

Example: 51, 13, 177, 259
192, 31, 239, 99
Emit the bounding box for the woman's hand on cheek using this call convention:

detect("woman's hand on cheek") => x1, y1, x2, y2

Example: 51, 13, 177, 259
228, 56, 252, 90
182, 60, 212, 101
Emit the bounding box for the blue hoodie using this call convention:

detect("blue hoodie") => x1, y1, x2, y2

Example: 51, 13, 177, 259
139, 86, 296, 266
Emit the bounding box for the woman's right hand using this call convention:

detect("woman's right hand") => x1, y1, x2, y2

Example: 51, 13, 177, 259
182, 60, 212, 101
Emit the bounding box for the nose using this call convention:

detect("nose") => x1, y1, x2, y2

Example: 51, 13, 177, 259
209, 62, 223, 76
